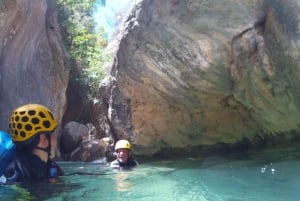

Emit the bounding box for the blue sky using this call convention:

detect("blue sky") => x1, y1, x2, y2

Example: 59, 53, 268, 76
94, 0, 135, 40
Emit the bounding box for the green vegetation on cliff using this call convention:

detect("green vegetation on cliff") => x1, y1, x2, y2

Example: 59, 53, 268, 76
55, 0, 109, 100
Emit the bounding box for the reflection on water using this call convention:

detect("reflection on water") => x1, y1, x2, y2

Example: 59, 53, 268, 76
1, 147, 300, 201
114, 172, 133, 192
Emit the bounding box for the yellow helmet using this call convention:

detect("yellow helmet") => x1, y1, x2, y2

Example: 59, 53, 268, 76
115, 140, 131, 151
9, 104, 57, 143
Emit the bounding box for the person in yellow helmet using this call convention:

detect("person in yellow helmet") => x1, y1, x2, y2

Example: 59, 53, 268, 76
1, 104, 63, 184
109, 139, 138, 169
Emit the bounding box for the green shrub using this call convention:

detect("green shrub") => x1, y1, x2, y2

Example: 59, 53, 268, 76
55, 0, 109, 101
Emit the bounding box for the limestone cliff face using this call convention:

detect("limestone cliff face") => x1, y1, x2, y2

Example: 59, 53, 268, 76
100, 0, 300, 156
1, 0, 299, 158
0, 0, 68, 130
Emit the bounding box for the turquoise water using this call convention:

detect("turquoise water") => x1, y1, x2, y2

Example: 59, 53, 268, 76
1, 147, 300, 201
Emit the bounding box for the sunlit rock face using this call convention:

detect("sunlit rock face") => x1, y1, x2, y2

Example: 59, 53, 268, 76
100, 0, 300, 156
0, 0, 68, 130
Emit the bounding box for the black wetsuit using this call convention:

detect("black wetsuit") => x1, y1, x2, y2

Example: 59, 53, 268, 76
4, 153, 63, 183
110, 158, 138, 169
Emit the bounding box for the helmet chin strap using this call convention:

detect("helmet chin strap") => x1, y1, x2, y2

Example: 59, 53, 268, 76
35, 134, 52, 159
35, 146, 50, 153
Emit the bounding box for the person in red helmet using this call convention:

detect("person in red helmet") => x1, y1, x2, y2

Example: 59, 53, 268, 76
1, 104, 63, 184
110, 140, 138, 169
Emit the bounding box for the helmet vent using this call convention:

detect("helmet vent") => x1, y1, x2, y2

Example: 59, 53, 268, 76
43, 121, 50, 128
20, 131, 26, 138
28, 110, 36, 116
22, 116, 29, 122
31, 118, 39, 124
25, 124, 32, 131
39, 111, 46, 118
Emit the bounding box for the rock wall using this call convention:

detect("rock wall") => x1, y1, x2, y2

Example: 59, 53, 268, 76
100, 0, 300, 156
1, 0, 299, 158
0, 0, 68, 131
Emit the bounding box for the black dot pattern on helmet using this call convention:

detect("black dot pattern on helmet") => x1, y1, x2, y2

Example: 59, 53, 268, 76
39, 111, 46, 118
20, 131, 26, 137
22, 116, 29, 122
31, 117, 39, 124
25, 124, 32, 131
48, 111, 54, 120
43, 121, 51, 128
28, 110, 36, 116
17, 123, 22, 129
10, 106, 56, 141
